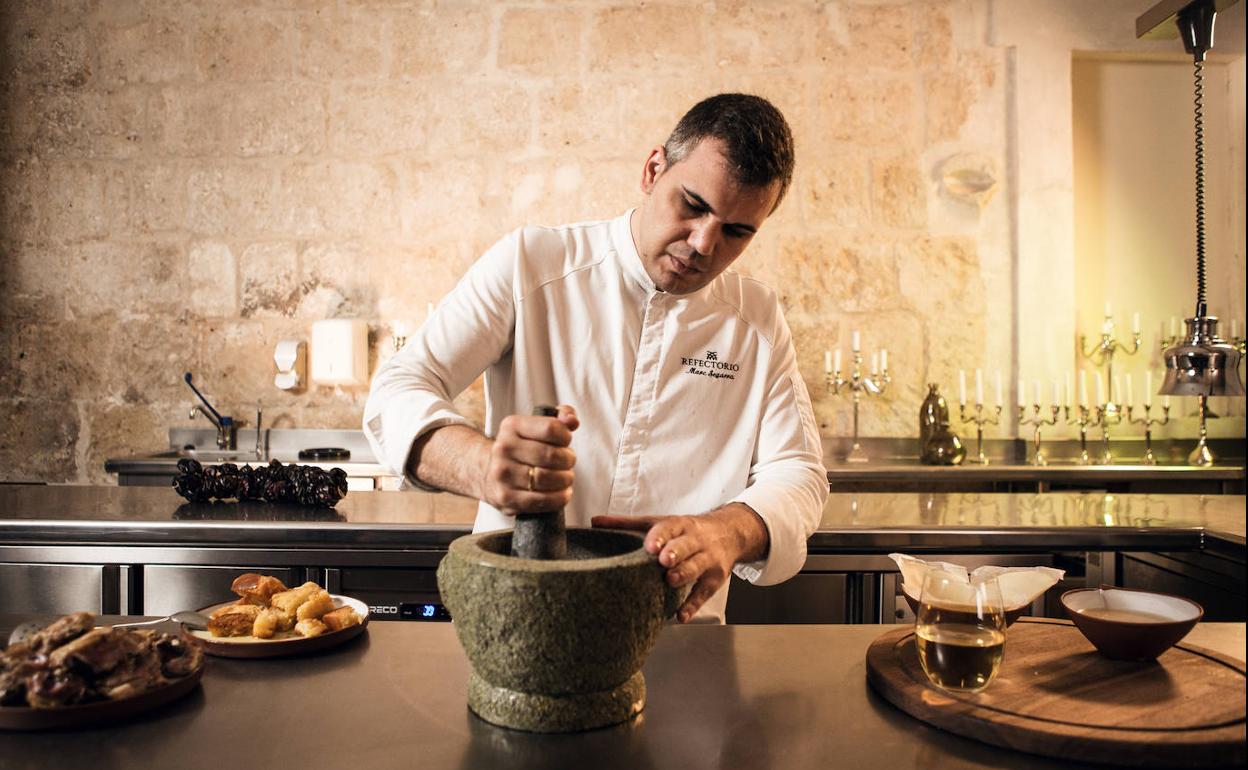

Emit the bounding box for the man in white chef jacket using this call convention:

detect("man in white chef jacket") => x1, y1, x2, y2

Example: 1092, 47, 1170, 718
364, 93, 828, 623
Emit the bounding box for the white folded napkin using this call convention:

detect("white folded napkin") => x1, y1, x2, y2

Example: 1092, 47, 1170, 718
889, 553, 1065, 611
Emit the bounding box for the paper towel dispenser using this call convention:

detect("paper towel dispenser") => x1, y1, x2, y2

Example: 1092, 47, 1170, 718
310, 319, 369, 386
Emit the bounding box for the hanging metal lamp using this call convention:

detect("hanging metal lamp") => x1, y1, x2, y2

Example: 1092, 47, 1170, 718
1136, 0, 1245, 464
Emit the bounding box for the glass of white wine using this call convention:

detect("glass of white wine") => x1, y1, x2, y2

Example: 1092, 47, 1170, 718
915, 570, 1007, 694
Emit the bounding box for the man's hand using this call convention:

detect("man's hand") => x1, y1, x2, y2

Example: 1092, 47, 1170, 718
592, 503, 769, 623
482, 405, 579, 515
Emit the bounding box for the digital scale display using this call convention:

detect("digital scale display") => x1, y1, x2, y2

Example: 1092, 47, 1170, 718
399, 602, 451, 621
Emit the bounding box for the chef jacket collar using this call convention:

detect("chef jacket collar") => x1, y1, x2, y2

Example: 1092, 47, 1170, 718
611, 209, 717, 302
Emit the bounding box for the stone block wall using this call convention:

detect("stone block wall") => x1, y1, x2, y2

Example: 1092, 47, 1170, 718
0, 1, 1231, 483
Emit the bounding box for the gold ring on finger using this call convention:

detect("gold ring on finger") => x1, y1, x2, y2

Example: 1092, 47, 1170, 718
527, 465, 537, 491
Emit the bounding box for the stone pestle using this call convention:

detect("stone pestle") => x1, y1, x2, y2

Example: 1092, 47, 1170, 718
510, 405, 567, 560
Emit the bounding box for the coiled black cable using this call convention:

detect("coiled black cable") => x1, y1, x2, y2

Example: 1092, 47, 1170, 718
1193, 58, 1207, 309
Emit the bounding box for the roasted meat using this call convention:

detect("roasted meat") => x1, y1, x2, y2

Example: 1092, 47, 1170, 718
155, 634, 203, 678
0, 614, 202, 709
26, 612, 93, 654
48, 627, 142, 674
0, 644, 45, 706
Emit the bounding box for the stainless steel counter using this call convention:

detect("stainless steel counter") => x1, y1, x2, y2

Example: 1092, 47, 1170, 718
2, 486, 1242, 623
1, 485, 1244, 553
101, 429, 1245, 494
0, 615, 1241, 770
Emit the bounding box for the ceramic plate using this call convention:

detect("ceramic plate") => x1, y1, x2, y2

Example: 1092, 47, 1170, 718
189, 594, 369, 658
0, 663, 203, 731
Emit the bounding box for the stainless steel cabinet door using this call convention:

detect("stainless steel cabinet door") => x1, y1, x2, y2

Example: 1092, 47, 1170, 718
142, 566, 301, 615
0, 564, 108, 614
726, 573, 850, 624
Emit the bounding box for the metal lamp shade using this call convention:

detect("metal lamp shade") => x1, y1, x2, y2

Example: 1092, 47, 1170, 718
1159, 316, 1245, 397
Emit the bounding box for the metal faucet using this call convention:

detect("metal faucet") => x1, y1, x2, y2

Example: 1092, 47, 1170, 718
188, 405, 235, 449
183, 373, 236, 450
254, 401, 264, 460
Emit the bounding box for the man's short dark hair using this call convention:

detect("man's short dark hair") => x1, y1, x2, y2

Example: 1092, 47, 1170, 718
663, 93, 795, 212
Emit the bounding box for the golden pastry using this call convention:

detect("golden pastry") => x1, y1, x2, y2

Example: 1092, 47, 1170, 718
270, 582, 320, 615
295, 618, 328, 638
296, 590, 335, 622
207, 604, 261, 637
321, 606, 362, 633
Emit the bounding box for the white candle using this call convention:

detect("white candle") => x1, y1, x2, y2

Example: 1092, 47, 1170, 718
1052, 379, 1060, 406
1033, 380, 1041, 407
995, 371, 1003, 406
851, 330, 860, 352
1132, 312, 1140, 333
871, 352, 879, 375
959, 370, 967, 405
1018, 378, 1026, 408
1113, 375, 1121, 405
1065, 372, 1073, 408
1079, 371, 1088, 407
1170, 316, 1178, 337
1095, 372, 1105, 405
1163, 394, 1171, 409
880, 348, 888, 372
1126, 374, 1134, 407
1104, 300, 1112, 318
1145, 371, 1153, 406
824, 350, 832, 373
975, 369, 984, 406
834, 349, 842, 373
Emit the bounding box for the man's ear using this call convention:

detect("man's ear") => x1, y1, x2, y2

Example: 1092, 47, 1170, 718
640, 145, 667, 194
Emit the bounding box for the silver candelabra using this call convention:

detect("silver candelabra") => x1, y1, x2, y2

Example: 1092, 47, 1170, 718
1018, 404, 1060, 466
825, 348, 890, 463
1127, 402, 1171, 466
1091, 402, 1123, 465
1080, 310, 1141, 422
958, 402, 1001, 465
1065, 405, 1095, 465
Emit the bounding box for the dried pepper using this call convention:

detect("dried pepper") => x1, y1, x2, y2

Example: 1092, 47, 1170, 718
172, 458, 348, 507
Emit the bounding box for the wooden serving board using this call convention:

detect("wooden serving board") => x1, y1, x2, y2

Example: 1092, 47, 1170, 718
866, 618, 1245, 767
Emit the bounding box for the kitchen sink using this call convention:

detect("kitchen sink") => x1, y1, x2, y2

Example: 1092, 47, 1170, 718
151, 449, 262, 463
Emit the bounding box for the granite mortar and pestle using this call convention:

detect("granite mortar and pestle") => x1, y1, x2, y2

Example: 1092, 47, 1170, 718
437, 406, 688, 733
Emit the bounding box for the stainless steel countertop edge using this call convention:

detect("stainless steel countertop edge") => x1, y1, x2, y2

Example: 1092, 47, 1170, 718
0, 519, 1236, 555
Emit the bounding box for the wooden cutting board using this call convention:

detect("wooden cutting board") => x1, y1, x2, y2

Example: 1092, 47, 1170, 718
866, 618, 1245, 767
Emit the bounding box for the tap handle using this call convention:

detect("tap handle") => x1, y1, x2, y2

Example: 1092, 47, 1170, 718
183, 373, 224, 422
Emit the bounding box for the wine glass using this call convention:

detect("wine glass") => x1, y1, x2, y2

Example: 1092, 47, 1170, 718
914, 570, 1007, 693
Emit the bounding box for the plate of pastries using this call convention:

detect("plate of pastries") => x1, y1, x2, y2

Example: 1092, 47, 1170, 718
190, 573, 368, 658
0, 612, 204, 730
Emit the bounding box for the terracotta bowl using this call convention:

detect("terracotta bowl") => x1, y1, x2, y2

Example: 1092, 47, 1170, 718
901, 587, 1028, 626
1061, 587, 1203, 661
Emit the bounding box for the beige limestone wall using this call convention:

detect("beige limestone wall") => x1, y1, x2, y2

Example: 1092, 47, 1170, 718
0, 0, 1242, 483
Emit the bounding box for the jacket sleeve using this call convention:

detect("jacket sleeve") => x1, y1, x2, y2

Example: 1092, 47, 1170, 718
362, 231, 520, 486
728, 310, 828, 586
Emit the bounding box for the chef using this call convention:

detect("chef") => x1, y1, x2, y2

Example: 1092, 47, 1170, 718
363, 93, 827, 623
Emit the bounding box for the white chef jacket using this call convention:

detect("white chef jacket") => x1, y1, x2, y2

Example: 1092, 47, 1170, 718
363, 210, 828, 622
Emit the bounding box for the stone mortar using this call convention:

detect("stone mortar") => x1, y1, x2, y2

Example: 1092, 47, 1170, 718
437, 527, 687, 732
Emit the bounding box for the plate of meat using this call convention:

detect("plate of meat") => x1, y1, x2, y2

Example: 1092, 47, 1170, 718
0, 613, 205, 731
188, 573, 368, 658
